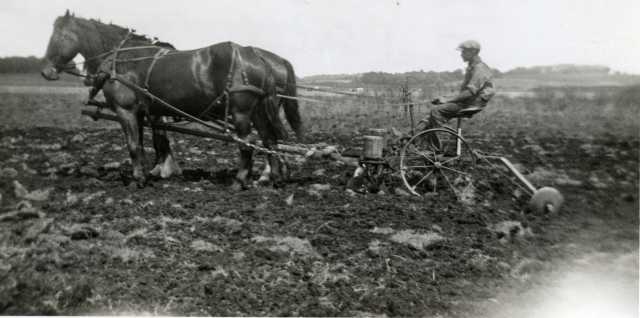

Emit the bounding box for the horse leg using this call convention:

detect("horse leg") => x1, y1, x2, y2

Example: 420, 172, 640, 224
253, 98, 288, 186
229, 92, 258, 190
262, 136, 289, 187
259, 138, 287, 187
115, 105, 146, 187
231, 111, 254, 190
149, 116, 182, 178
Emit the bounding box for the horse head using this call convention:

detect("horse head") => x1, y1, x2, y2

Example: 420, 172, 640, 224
41, 10, 80, 80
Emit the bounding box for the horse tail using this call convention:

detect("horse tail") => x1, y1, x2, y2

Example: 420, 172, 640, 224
281, 60, 304, 139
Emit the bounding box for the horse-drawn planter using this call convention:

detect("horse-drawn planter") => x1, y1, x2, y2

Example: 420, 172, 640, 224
42, 11, 563, 214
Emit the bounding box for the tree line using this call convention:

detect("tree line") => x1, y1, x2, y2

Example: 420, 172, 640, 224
0, 56, 45, 73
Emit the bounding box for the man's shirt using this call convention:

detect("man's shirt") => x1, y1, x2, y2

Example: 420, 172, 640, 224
460, 57, 495, 105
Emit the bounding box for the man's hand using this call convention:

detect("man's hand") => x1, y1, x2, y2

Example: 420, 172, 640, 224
431, 97, 449, 105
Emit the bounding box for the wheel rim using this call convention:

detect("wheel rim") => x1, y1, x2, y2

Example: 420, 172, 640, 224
400, 128, 476, 198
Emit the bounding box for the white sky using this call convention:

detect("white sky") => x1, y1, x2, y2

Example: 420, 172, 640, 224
2, 0, 639, 76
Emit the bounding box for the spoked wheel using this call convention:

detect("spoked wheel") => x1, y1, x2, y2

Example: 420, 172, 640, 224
400, 128, 477, 198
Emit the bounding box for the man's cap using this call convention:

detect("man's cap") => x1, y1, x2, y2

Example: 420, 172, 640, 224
457, 40, 481, 51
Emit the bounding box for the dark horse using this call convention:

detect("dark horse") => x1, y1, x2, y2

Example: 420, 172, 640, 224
41, 11, 185, 180
42, 11, 303, 189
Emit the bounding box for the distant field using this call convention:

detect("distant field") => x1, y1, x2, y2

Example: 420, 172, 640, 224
0, 73, 638, 140
0, 73, 114, 130
0, 72, 84, 87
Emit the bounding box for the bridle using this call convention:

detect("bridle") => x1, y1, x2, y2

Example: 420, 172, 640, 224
51, 30, 164, 79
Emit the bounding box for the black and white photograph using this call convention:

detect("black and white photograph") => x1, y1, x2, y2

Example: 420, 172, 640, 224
0, 0, 638, 316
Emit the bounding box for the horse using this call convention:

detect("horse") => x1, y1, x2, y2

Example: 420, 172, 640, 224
41, 10, 184, 180
41, 11, 304, 188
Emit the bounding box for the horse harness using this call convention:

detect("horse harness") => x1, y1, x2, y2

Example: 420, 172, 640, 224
86, 36, 275, 139
79, 36, 285, 159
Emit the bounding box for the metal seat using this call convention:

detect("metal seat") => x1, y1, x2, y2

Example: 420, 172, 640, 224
454, 106, 484, 119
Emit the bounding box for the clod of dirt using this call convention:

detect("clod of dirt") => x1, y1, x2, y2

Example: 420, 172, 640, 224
65, 191, 80, 205
25, 188, 52, 202
82, 191, 106, 204
15, 200, 33, 210
36, 233, 71, 248
588, 174, 609, 189
211, 216, 243, 231
13, 181, 52, 201
188, 147, 203, 155
523, 143, 550, 156
370, 227, 395, 235
470, 252, 495, 272
102, 230, 126, 242
579, 143, 600, 156
367, 240, 383, 257
58, 279, 93, 310
459, 184, 477, 205
68, 224, 99, 240
307, 189, 322, 199
190, 239, 223, 253
389, 230, 444, 250
312, 168, 326, 176
21, 163, 37, 175
310, 183, 331, 191
0, 167, 18, 179
0, 259, 12, 277
0, 203, 44, 222
554, 175, 583, 186
285, 194, 294, 206
311, 262, 352, 285
23, 218, 54, 243
79, 166, 99, 178
69, 133, 86, 143
36, 143, 63, 151
394, 187, 410, 196
47, 152, 74, 165
488, 221, 533, 243
512, 188, 524, 200
350, 310, 388, 318
510, 258, 547, 280
251, 235, 320, 258
13, 180, 28, 198
102, 161, 121, 170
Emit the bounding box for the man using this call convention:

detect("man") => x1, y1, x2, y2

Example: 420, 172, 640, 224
421, 40, 495, 130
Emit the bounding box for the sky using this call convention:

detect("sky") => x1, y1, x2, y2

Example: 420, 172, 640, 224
1, 0, 639, 76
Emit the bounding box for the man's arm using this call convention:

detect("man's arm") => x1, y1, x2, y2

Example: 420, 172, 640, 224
443, 89, 474, 103
432, 89, 474, 104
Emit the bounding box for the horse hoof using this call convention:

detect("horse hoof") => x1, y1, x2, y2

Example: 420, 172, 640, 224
256, 175, 271, 186
149, 166, 161, 177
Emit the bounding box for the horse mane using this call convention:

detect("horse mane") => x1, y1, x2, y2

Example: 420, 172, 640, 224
54, 13, 173, 51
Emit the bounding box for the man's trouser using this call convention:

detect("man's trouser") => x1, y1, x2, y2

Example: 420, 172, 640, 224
423, 102, 467, 130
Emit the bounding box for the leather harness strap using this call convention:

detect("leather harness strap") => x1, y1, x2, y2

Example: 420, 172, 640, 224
111, 31, 132, 75
144, 48, 170, 89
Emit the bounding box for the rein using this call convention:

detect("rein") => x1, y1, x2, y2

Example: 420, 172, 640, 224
59, 45, 168, 80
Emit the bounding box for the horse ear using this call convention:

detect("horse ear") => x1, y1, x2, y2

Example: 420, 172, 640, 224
65, 9, 70, 17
